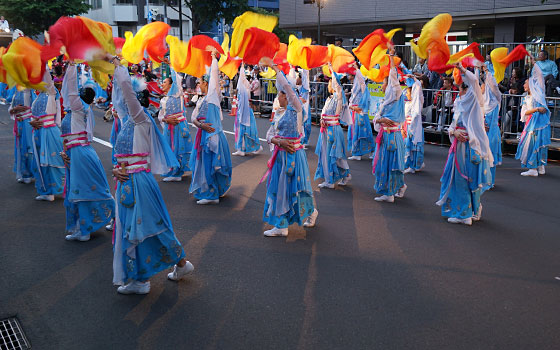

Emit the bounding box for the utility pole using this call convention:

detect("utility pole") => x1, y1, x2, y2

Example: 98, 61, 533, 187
146, 0, 151, 23
179, 0, 183, 41
317, 0, 321, 45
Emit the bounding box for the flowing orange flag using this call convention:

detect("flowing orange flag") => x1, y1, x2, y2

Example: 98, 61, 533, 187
274, 43, 290, 75
113, 37, 125, 54
235, 27, 279, 65
42, 16, 115, 62
0, 47, 11, 84
359, 56, 402, 83
490, 44, 529, 83
3, 37, 46, 90
167, 35, 224, 78
230, 11, 278, 58
218, 33, 242, 80
122, 22, 170, 64
410, 13, 453, 73
327, 44, 355, 73
447, 42, 484, 66
353, 28, 401, 69
42, 16, 116, 87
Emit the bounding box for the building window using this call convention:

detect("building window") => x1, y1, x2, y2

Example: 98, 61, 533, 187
90, 0, 102, 9
116, 0, 135, 4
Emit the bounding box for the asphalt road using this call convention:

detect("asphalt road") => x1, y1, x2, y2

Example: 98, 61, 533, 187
1, 104, 559, 350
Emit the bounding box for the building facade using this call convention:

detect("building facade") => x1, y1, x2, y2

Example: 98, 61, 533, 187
84, 0, 192, 41
280, 0, 560, 46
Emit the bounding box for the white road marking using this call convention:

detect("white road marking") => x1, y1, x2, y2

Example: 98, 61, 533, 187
92, 137, 113, 148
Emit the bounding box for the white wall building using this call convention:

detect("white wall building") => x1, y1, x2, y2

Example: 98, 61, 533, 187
84, 0, 192, 41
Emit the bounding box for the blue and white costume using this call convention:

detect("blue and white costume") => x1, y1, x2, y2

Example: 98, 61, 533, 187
403, 77, 425, 172
299, 69, 312, 147
233, 64, 260, 154
482, 70, 502, 185
515, 64, 551, 173
109, 109, 129, 166
158, 69, 192, 179
30, 69, 64, 197
111, 65, 186, 285
9, 89, 34, 182
315, 69, 351, 187
436, 69, 493, 223
189, 57, 232, 201
61, 65, 114, 239
372, 66, 406, 198
263, 72, 315, 231
348, 69, 375, 158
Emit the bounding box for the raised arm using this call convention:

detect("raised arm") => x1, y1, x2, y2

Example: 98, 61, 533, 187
276, 70, 302, 113
64, 64, 85, 113
113, 64, 148, 124
43, 69, 58, 116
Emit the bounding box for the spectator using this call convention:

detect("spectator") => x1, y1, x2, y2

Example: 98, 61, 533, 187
412, 58, 429, 76
220, 73, 230, 110
535, 50, 560, 97
500, 67, 525, 135
0, 16, 9, 32
334, 38, 343, 47
249, 75, 261, 113
432, 77, 458, 130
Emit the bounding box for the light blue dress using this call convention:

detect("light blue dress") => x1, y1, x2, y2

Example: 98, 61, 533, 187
189, 58, 232, 200
61, 65, 114, 237
373, 67, 405, 196
263, 72, 314, 228
111, 65, 185, 285
348, 70, 375, 157
110, 114, 128, 165
515, 65, 551, 169
30, 77, 64, 196
159, 69, 192, 177
10, 90, 35, 180
300, 69, 312, 146
234, 69, 260, 153
483, 71, 502, 185
404, 79, 425, 171
315, 72, 350, 184
437, 70, 493, 220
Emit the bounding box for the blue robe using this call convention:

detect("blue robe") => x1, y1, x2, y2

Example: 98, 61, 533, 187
373, 73, 406, 196
315, 93, 350, 183
160, 95, 192, 177
61, 103, 114, 236
11, 90, 35, 180
438, 122, 492, 219
30, 92, 64, 196
234, 72, 260, 153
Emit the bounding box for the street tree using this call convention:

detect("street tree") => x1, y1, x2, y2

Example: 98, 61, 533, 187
0, 0, 91, 37
162, 0, 248, 35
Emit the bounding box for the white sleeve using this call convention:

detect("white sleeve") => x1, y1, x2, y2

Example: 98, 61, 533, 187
276, 72, 302, 113
114, 65, 148, 124
64, 65, 85, 114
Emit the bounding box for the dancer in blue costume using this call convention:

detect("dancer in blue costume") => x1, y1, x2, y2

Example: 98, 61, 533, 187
109, 106, 129, 166
516, 55, 551, 177
436, 63, 493, 225
158, 66, 192, 182
347, 63, 375, 161
232, 64, 262, 156
403, 75, 425, 174
260, 58, 318, 237
9, 88, 35, 184
298, 68, 312, 148
108, 56, 193, 295
372, 47, 407, 203
189, 52, 232, 205
60, 64, 114, 242
29, 68, 65, 201
314, 63, 351, 189
481, 64, 502, 186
